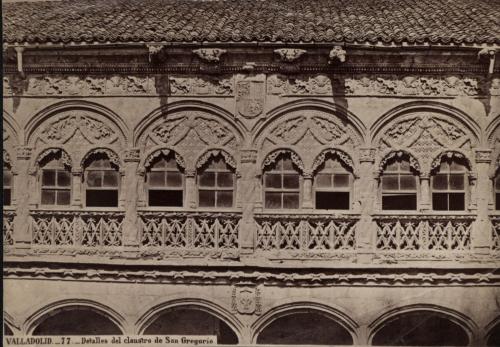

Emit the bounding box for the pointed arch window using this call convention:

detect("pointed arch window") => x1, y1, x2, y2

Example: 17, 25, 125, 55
146, 153, 184, 207
40, 151, 71, 206
264, 153, 301, 209
84, 152, 120, 207
314, 155, 352, 210
198, 155, 235, 208
3, 162, 12, 206
495, 169, 500, 210
381, 156, 418, 210
431, 157, 468, 211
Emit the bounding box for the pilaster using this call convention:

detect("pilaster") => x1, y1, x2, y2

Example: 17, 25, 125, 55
239, 149, 258, 254
122, 148, 141, 252
13, 146, 33, 249
472, 149, 493, 254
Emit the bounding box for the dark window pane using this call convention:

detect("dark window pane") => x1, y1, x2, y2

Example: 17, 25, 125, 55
432, 174, 448, 190
199, 172, 215, 187
151, 157, 166, 169
265, 192, 282, 209
432, 193, 449, 211
265, 174, 282, 188
56, 190, 71, 205
283, 174, 299, 189
103, 171, 119, 187
167, 172, 183, 187
57, 171, 71, 187
86, 171, 102, 187
41, 190, 56, 205
449, 174, 464, 190
3, 189, 11, 205
316, 191, 349, 210
382, 194, 417, 210
86, 190, 118, 207
333, 174, 349, 188
382, 175, 399, 190
148, 172, 165, 187
400, 175, 417, 190
316, 174, 331, 188
199, 190, 216, 207
282, 158, 294, 170
496, 193, 500, 210
217, 172, 233, 187
148, 190, 183, 207
217, 191, 233, 207
3, 171, 12, 186
449, 193, 465, 210
495, 176, 500, 190
283, 193, 300, 209
42, 170, 56, 186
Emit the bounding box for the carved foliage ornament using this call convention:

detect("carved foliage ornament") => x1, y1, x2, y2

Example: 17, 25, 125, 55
169, 76, 234, 96
262, 149, 304, 171
311, 149, 355, 174
274, 48, 307, 62
196, 149, 237, 170
82, 148, 120, 168
144, 149, 186, 169
193, 48, 226, 62
36, 148, 72, 168
38, 112, 118, 145
430, 151, 468, 172
3, 150, 11, 166
379, 151, 420, 174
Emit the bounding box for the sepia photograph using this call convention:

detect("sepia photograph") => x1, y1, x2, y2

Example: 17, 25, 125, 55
2, 0, 500, 345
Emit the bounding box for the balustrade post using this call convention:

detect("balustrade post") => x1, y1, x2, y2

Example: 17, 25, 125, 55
122, 148, 140, 253
13, 146, 33, 250
185, 169, 197, 209
356, 148, 377, 263
302, 171, 313, 209
472, 149, 493, 254
239, 149, 258, 254
419, 174, 431, 211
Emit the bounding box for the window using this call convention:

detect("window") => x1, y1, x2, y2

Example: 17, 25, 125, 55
314, 156, 351, 210
84, 153, 119, 207
381, 157, 418, 210
198, 155, 234, 208
431, 158, 467, 211
3, 163, 12, 206
494, 170, 500, 211
264, 154, 300, 209
146, 153, 183, 207
40, 153, 71, 206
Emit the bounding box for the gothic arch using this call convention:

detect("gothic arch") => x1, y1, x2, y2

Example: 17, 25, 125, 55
368, 304, 475, 346
377, 149, 422, 176
3, 311, 20, 335
486, 316, 500, 347
195, 148, 237, 171
140, 146, 186, 171
3, 110, 21, 144
24, 100, 128, 147
81, 147, 122, 169
371, 102, 480, 175
136, 297, 243, 341
486, 118, 500, 177
261, 148, 305, 173
430, 149, 475, 173
133, 101, 246, 147
30, 147, 73, 173
311, 148, 357, 176
251, 301, 358, 344
24, 299, 126, 335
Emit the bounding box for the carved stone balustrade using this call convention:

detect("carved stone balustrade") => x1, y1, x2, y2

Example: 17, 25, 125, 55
138, 211, 240, 259
491, 215, 500, 252
374, 214, 474, 254
30, 210, 124, 250
254, 213, 359, 259
3, 209, 15, 247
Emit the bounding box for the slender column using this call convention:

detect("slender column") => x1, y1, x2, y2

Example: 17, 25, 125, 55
122, 148, 140, 251
71, 169, 83, 207
302, 171, 313, 209
472, 149, 493, 254
239, 149, 258, 254
185, 169, 197, 209
419, 174, 431, 211
356, 148, 377, 263
13, 146, 33, 249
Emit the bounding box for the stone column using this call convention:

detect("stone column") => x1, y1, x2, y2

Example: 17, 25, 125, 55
13, 146, 33, 250
356, 148, 377, 263
71, 169, 83, 207
302, 170, 313, 209
472, 149, 493, 254
185, 169, 197, 209
122, 148, 140, 253
239, 149, 258, 254
419, 174, 431, 211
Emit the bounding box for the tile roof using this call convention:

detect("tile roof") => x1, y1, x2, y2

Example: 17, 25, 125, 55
3, 0, 500, 45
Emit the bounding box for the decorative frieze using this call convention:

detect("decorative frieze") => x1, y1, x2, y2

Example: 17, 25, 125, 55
3, 210, 15, 246
274, 48, 307, 62
192, 48, 226, 62
169, 76, 234, 96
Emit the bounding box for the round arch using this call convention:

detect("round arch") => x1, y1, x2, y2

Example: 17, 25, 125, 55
260, 148, 305, 173
368, 304, 475, 346
253, 99, 367, 146
80, 147, 122, 169
486, 316, 500, 347
251, 302, 358, 345
24, 299, 126, 335
30, 147, 73, 172
377, 149, 422, 176
311, 148, 357, 175
141, 146, 186, 171
136, 298, 242, 344
3, 110, 21, 144
195, 148, 238, 171
430, 149, 475, 173
369, 101, 482, 145
24, 100, 129, 146
133, 100, 246, 147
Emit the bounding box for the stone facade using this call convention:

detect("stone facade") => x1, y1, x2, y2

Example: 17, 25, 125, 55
3, 43, 500, 345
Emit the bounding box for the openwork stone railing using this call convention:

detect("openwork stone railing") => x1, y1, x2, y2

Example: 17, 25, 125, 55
491, 215, 500, 251
30, 210, 124, 248
3, 210, 15, 246
254, 214, 358, 252
374, 215, 474, 252
139, 211, 240, 251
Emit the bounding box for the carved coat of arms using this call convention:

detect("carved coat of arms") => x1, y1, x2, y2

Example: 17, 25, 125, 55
231, 286, 262, 315
236, 80, 265, 119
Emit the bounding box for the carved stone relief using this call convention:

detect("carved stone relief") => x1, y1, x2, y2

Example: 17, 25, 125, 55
236, 78, 265, 119
169, 76, 234, 96
231, 285, 262, 315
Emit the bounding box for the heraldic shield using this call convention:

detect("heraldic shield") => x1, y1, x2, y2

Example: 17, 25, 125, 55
236, 80, 265, 119
232, 286, 261, 315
